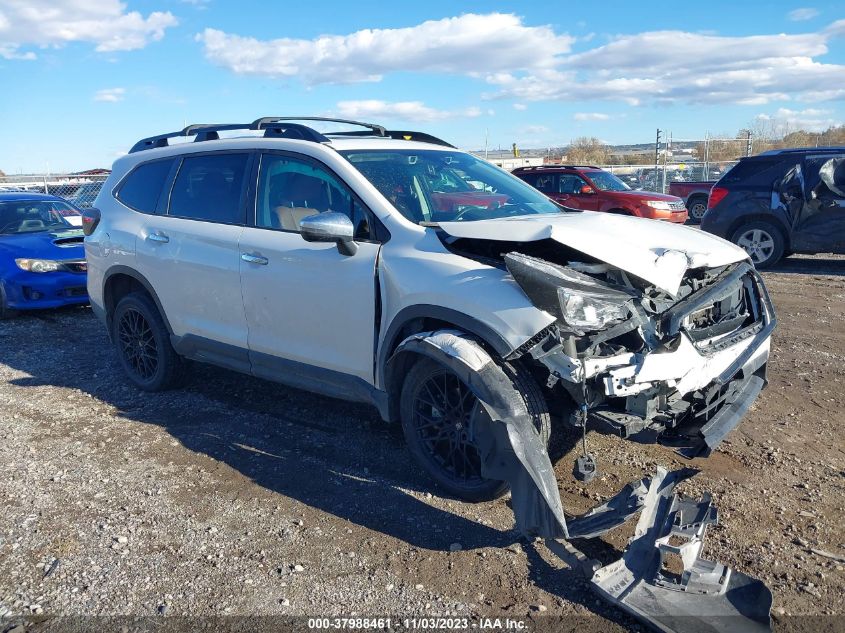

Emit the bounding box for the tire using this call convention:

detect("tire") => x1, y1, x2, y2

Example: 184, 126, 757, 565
400, 355, 551, 502
730, 220, 785, 269
112, 292, 185, 391
0, 284, 19, 320
687, 195, 708, 223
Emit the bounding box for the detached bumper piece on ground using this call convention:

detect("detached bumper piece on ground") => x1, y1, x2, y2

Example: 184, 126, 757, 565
401, 330, 773, 633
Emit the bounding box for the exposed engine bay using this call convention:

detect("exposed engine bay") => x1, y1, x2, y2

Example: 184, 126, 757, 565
439, 233, 776, 458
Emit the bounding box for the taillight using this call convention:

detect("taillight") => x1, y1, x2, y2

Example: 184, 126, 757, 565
708, 186, 729, 209
81, 207, 101, 236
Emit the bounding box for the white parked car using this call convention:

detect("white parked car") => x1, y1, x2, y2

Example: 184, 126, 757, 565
83, 118, 775, 501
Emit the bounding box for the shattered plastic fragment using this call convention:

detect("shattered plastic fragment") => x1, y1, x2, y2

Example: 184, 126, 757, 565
590, 467, 773, 633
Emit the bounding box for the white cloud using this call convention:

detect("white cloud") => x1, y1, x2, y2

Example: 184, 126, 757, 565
94, 87, 126, 102
574, 112, 610, 121
520, 125, 549, 134
756, 107, 841, 132
486, 23, 845, 105
512, 103, 527, 111
788, 7, 819, 21
197, 13, 574, 84
335, 100, 481, 122
0, 0, 177, 60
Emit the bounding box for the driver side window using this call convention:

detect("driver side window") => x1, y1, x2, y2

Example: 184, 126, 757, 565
558, 174, 588, 194
257, 153, 372, 239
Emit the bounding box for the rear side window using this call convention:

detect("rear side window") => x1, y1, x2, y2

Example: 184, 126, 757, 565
168, 153, 249, 224
720, 158, 787, 185
117, 159, 175, 213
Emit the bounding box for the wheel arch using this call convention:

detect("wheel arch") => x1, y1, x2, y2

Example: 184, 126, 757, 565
378, 305, 515, 423
102, 266, 173, 336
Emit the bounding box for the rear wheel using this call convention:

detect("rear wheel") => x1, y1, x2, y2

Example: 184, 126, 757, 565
730, 221, 785, 269
400, 356, 551, 502
112, 292, 184, 391
687, 195, 708, 222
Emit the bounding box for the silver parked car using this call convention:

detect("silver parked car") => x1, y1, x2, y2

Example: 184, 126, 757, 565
84, 117, 775, 503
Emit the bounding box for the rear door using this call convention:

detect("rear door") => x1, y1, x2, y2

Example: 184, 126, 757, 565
134, 151, 253, 370
238, 151, 382, 386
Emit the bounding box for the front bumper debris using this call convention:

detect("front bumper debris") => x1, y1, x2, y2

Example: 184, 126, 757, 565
530, 263, 775, 457
590, 467, 773, 633
393, 330, 774, 633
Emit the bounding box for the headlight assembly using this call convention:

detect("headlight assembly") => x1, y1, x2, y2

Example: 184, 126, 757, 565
504, 252, 638, 333
15, 258, 62, 273
558, 288, 630, 330
644, 200, 672, 210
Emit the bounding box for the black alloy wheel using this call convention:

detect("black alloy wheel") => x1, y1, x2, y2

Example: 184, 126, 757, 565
117, 306, 159, 381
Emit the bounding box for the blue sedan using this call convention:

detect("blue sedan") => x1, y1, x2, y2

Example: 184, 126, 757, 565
0, 193, 88, 318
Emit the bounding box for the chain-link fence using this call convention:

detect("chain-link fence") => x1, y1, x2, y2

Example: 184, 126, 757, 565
599, 160, 738, 193
0, 173, 109, 209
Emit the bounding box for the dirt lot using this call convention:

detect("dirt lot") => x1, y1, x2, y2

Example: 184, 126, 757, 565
1, 255, 844, 630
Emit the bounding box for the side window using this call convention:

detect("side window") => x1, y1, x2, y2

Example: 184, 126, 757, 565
257, 153, 372, 239
117, 159, 174, 213
533, 174, 557, 193
168, 153, 248, 224
559, 174, 588, 194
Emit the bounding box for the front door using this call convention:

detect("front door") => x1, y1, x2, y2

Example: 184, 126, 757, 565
239, 152, 381, 388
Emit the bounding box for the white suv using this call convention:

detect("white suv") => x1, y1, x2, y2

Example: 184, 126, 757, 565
84, 117, 775, 501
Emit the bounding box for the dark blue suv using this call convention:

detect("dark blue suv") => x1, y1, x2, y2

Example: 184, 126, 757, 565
702, 147, 845, 268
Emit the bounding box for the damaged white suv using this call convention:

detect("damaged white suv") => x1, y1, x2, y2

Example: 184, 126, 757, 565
84, 117, 775, 502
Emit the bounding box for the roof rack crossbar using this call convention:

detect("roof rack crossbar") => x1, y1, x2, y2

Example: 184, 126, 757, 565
328, 129, 456, 148
250, 116, 387, 137
261, 123, 329, 143
129, 117, 458, 154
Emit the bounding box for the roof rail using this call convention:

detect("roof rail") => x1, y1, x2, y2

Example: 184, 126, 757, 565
757, 146, 845, 156
511, 164, 600, 170
129, 117, 456, 154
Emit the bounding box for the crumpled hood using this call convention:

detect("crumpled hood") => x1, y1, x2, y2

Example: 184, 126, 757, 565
438, 212, 749, 296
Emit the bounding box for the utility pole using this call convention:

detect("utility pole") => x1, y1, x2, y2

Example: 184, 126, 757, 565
484, 128, 489, 160
746, 130, 753, 157
654, 129, 662, 192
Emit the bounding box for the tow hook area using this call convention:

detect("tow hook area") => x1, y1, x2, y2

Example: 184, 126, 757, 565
390, 330, 772, 633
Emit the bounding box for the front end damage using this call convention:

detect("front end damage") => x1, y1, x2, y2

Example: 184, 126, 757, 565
396, 329, 774, 632
503, 251, 776, 458
396, 231, 777, 631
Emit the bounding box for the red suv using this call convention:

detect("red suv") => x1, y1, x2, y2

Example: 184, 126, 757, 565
513, 165, 689, 223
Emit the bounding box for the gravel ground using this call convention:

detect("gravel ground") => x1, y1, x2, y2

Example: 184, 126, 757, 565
0, 254, 843, 630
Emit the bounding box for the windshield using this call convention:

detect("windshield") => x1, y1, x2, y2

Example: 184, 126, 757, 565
0, 200, 76, 234
587, 171, 631, 192
340, 149, 563, 223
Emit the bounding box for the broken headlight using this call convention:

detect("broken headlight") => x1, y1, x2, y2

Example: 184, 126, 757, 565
559, 288, 630, 330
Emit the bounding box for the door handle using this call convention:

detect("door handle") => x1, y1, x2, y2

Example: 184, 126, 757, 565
146, 231, 169, 244
241, 253, 268, 265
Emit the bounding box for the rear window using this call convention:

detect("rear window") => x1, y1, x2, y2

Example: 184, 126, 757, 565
117, 159, 175, 213
168, 153, 248, 224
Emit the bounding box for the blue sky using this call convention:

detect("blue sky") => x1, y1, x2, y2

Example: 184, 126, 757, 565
1, 0, 844, 173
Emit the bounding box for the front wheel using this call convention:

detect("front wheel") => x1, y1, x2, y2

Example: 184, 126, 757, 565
730, 221, 785, 269
112, 292, 184, 391
400, 356, 551, 502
